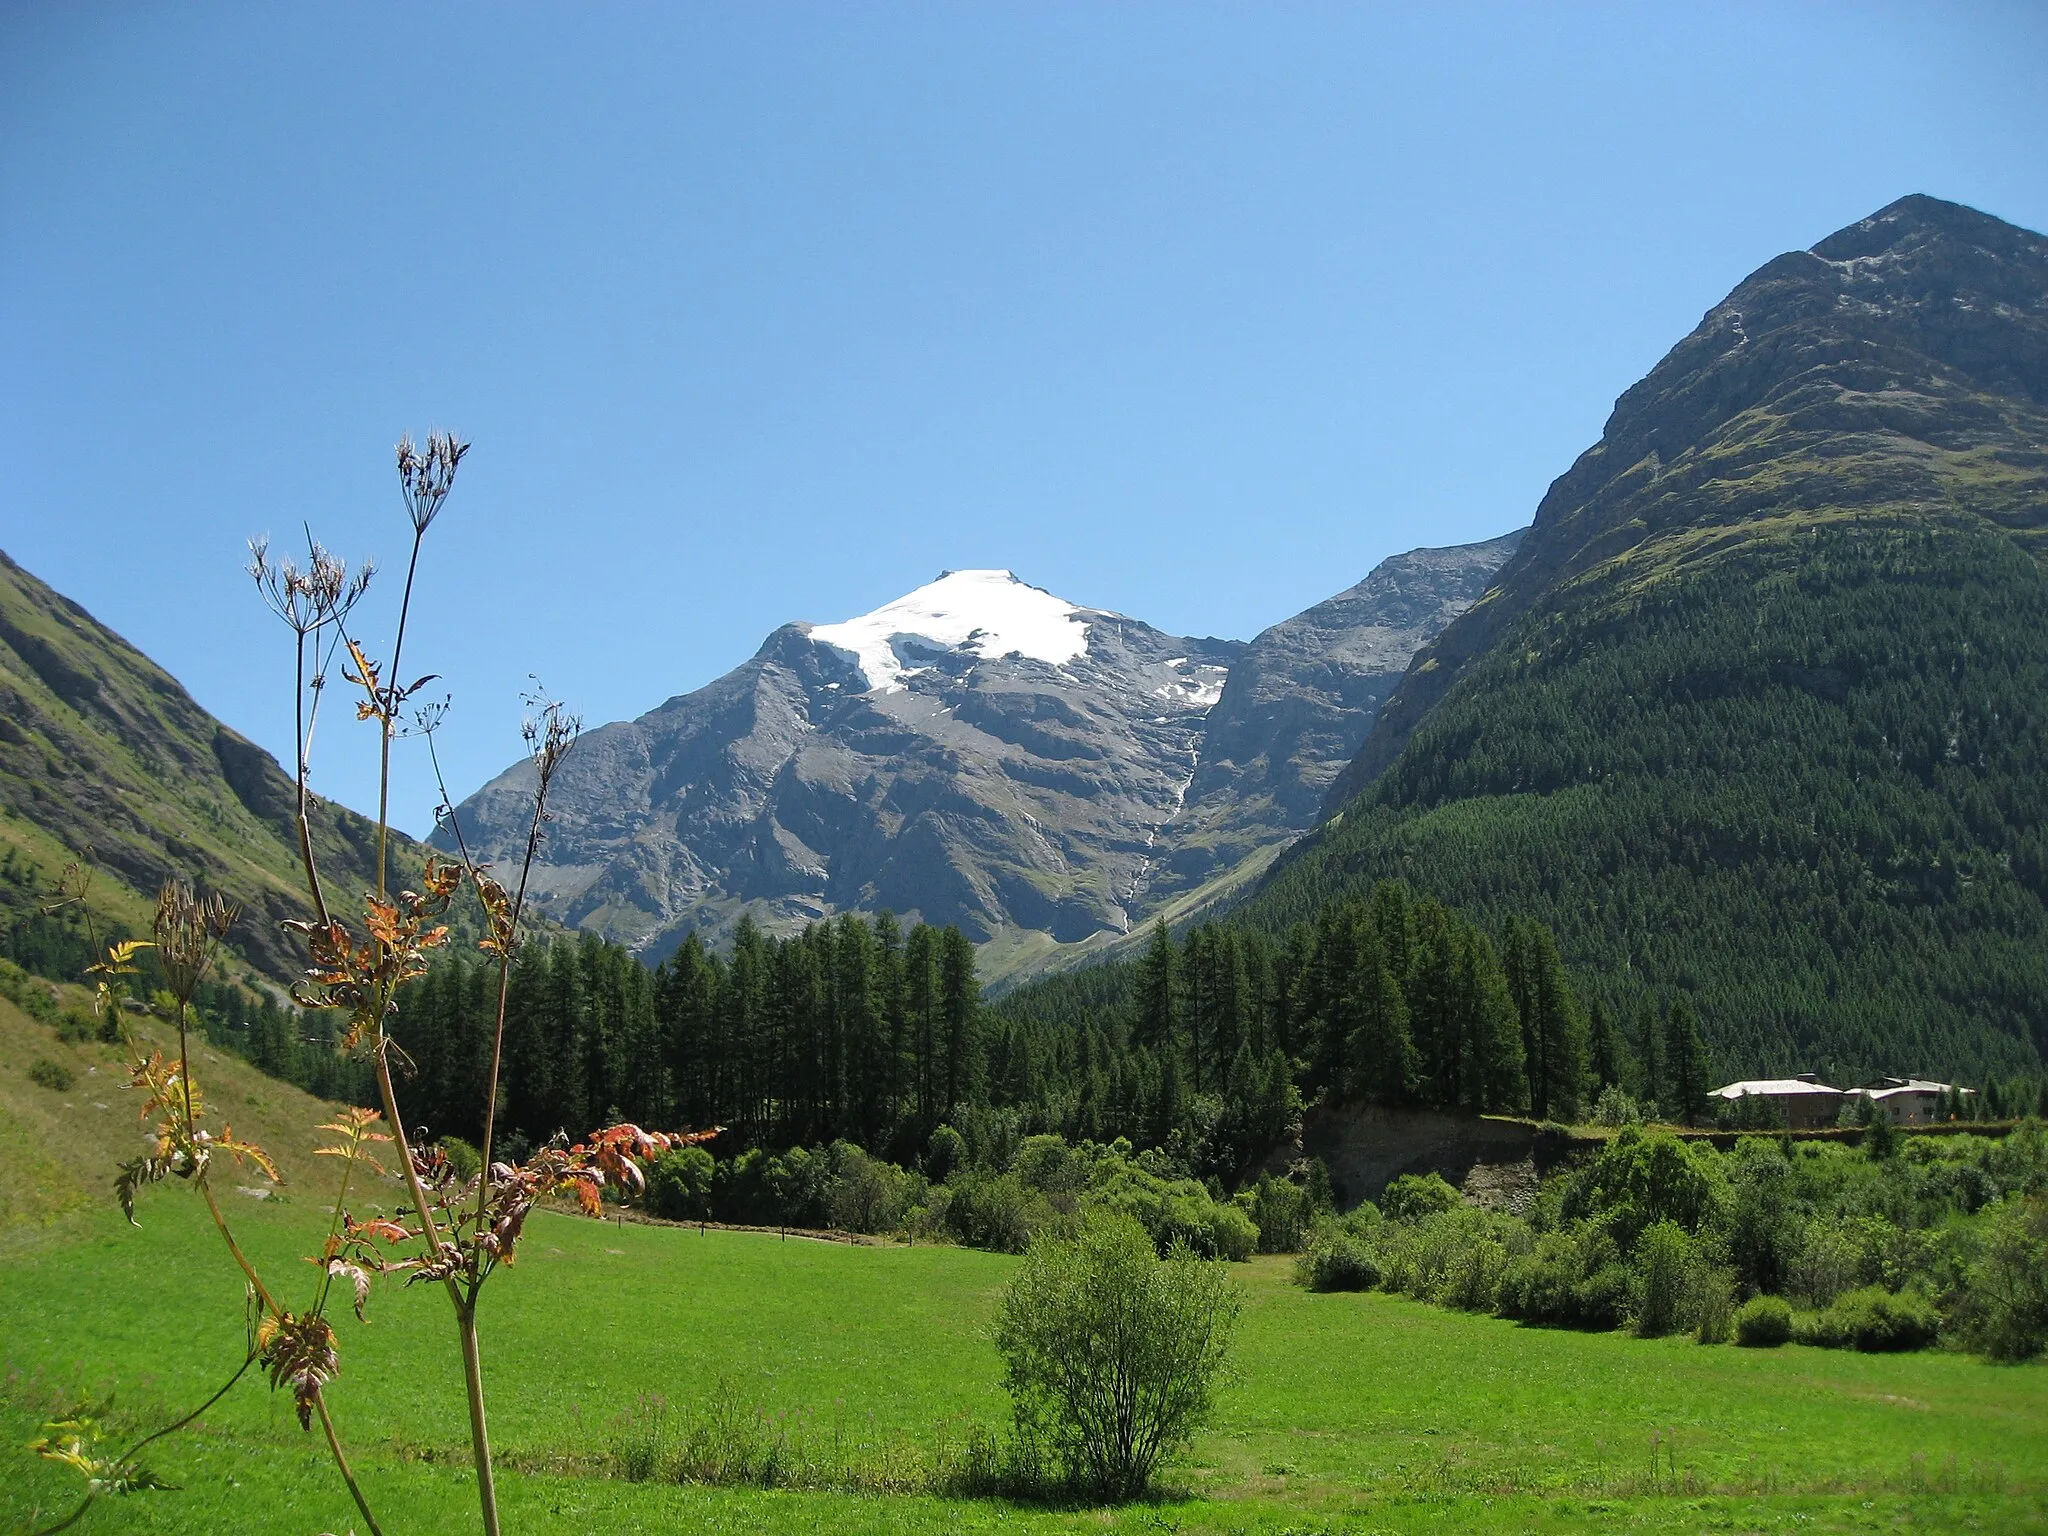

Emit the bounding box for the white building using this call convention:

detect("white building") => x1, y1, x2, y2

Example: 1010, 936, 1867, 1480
1859, 1077, 1971, 1126
1710, 1073, 1845, 1130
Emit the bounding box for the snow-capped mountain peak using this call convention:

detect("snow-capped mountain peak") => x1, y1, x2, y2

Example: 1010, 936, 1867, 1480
806, 568, 1092, 693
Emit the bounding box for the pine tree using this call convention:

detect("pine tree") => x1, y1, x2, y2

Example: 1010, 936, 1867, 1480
1635, 996, 1667, 1111
1663, 999, 1712, 1126
1586, 999, 1631, 1096
904, 923, 940, 1128
1457, 930, 1528, 1114
1407, 900, 1463, 1107
1340, 920, 1417, 1104
939, 925, 981, 1115
1527, 923, 1589, 1122
1136, 920, 1178, 1055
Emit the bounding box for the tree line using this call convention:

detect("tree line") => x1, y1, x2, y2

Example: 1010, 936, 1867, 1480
993, 879, 1717, 1141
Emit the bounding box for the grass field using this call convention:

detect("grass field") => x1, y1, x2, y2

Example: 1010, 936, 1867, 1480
3, 989, 2046, 1533
3, 1193, 2046, 1534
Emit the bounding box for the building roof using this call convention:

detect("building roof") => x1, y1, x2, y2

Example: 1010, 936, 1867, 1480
1865, 1079, 1967, 1099
1711, 1078, 1845, 1100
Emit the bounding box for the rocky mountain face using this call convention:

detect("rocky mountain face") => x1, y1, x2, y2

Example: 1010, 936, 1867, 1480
441, 545, 1521, 972
0, 551, 403, 982
1148, 531, 1522, 905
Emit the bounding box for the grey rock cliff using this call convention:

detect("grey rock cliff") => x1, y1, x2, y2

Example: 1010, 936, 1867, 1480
1148, 530, 1522, 901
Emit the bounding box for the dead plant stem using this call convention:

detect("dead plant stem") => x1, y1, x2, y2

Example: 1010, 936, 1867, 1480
476, 783, 550, 1216
315, 1385, 386, 1536
375, 526, 426, 901
454, 1299, 502, 1536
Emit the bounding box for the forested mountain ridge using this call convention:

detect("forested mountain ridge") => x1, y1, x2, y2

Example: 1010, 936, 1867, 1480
441, 547, 1521, 979
1236, 195, 2048, 1084
0, 550, 409, 984
1328, 193, 2048, 807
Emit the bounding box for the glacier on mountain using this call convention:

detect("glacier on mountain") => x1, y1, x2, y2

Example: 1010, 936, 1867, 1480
807, 569, 1090, 694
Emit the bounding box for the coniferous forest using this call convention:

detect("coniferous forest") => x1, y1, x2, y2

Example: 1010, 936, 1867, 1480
1230, 527, 2048, 1089
375, 877, 1743, 1174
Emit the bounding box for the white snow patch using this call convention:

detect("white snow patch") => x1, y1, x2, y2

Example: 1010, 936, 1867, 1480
809, 569, 1091, 694
1153, 664, 1227, 710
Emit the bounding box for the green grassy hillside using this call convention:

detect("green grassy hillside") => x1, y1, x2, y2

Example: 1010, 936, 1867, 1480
0, 549, 416, 987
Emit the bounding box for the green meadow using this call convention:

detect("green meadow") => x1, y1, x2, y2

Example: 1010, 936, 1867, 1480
3, 1188, 2045, 1535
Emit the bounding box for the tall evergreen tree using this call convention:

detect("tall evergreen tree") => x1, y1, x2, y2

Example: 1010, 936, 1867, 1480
1135, 920, 1178, 1055
1523, 922, 1589, 1121
1635, 995, 1667, 1111
1340, 919, 1417, 1104
939, 925, 982, 1116
1456, 929, 1529, 1114
1586, 999, 1630, 1096
1663, 999, 1713, 1125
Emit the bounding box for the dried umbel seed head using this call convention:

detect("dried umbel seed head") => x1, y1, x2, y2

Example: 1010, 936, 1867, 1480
249, 536, 373, 637
395, 430, 470, 534
522, 698, 581, 794
153, 880, 238, 1005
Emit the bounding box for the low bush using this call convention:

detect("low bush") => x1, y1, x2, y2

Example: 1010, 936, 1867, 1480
993, 1211, 1240, 1500
1242, 1172, 1317, 1254
1733, 1294, 1793, 1347
946, 1169, 1052, 1254
1592, 1084, 1642, 1127
28, 1057, 74, 1092
1202, 1201, 1260, 1262
1085, 1155, 1254, 1261
1494, 1224, 1623, 1330
1562, 1126, 1716, 1250
439, 1135, 483, 1185
1295, 1228, 1380, 1292
647, 1144, 715, 1222
53, 1008, 100, 1044
1374, 1206, 1515, 1312
1796, 1286, 1939, 1352
1693, 1266, 1736, 1344
826, 1141, 924, 1234
0, 958, 60, 1023
1381, 1172, 1460, 1224
1573, 1263, 1631, 1331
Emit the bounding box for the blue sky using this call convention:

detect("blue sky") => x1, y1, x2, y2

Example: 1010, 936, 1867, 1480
4, 2, 2045, 834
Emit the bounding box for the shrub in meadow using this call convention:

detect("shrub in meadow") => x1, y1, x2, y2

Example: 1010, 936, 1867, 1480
1381, 1172, 1460, 1224
1954, 1193, 2048, 1361
1796, 1285, 1939, 1352
648, 1145, 716, 1222
27, 1057, 74, 1092
1692, 1265, 1736, 1343
1630, 1220, 1697, 1337
1733, 1294, 1794, 1347
1295, 1227, 1381, 1292
993, 1210, 1240, 1500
